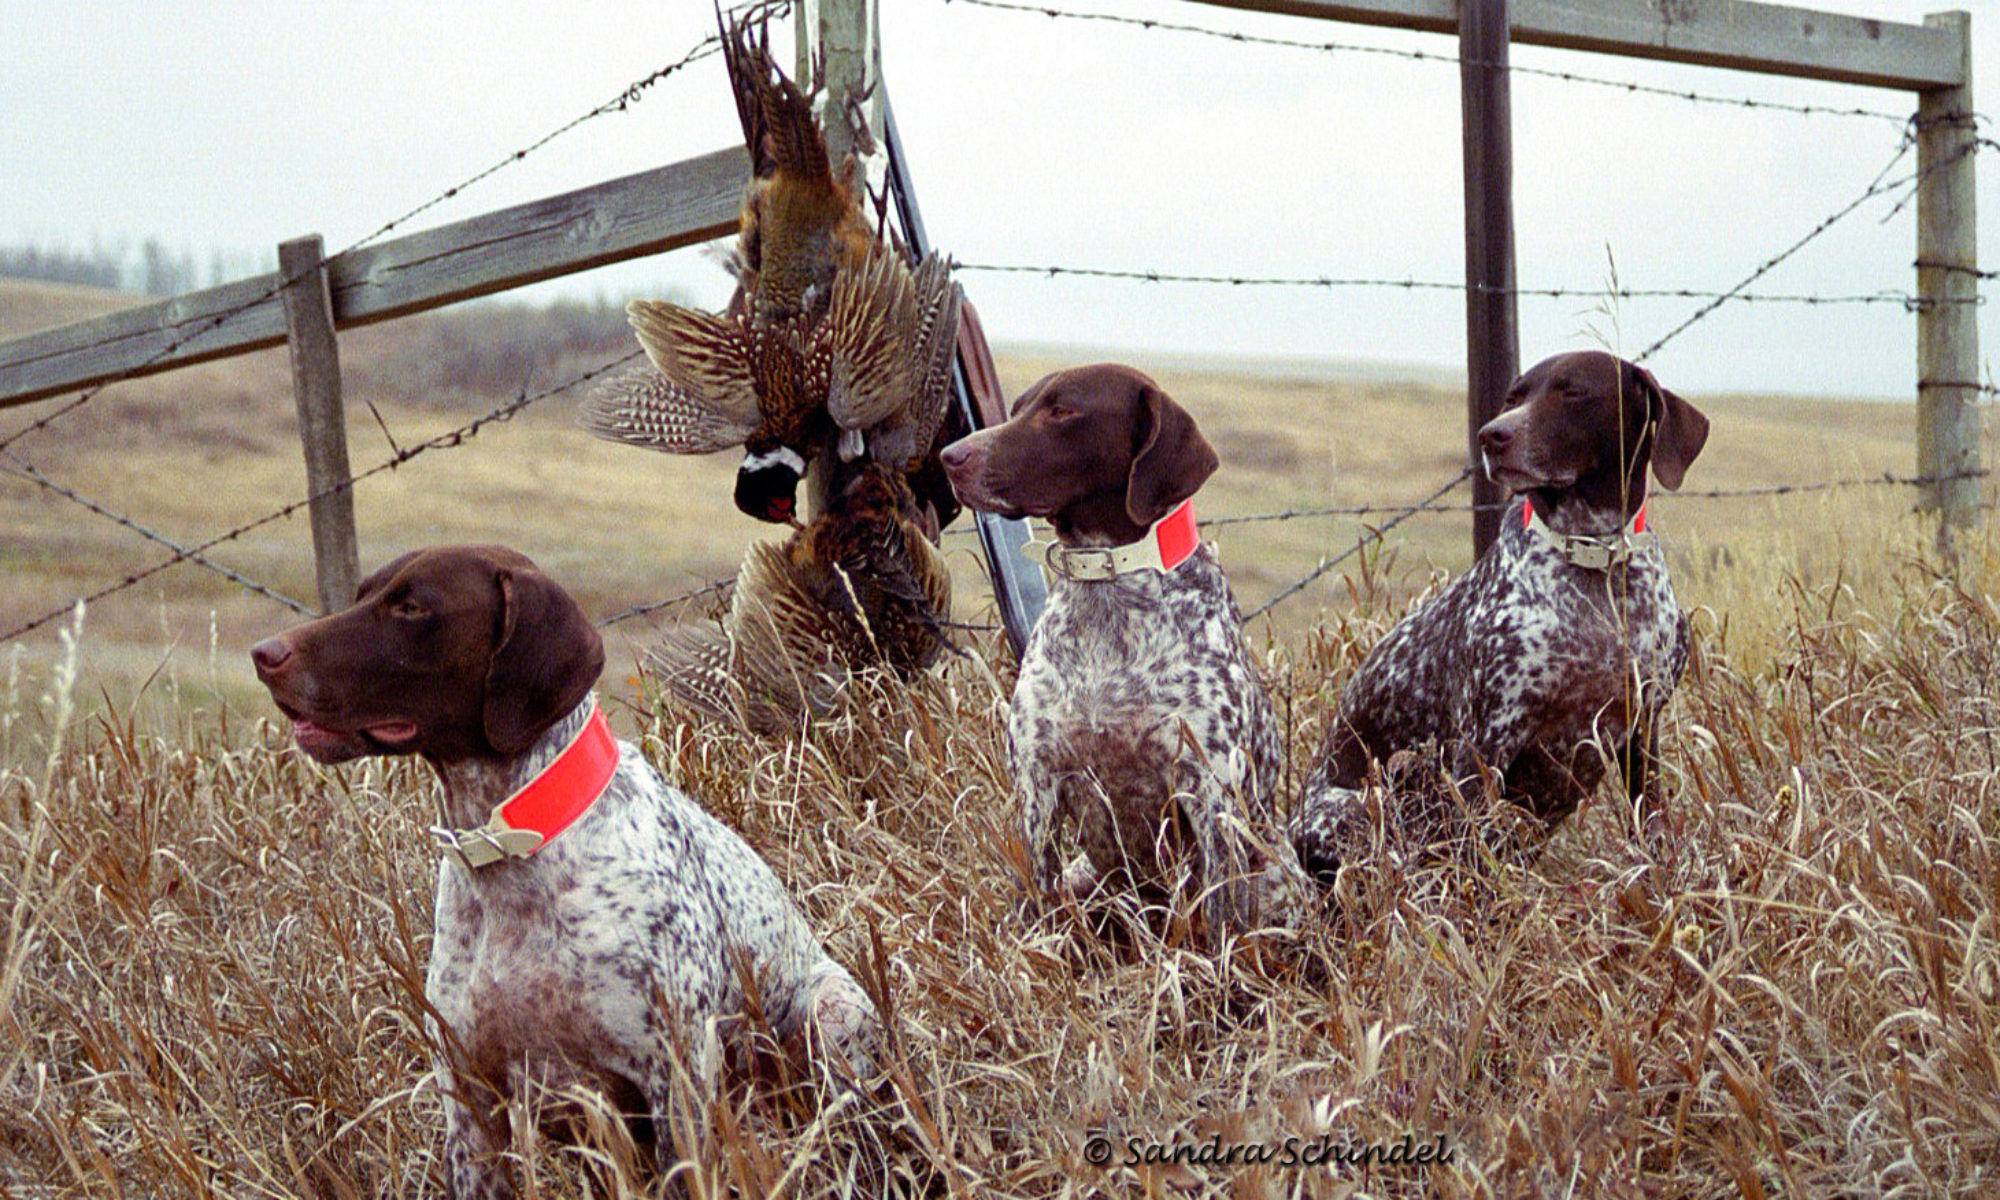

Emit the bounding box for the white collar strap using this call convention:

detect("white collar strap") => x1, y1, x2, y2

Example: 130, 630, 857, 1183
1522, 497, 1654, 571
1026, 500, 1201, 582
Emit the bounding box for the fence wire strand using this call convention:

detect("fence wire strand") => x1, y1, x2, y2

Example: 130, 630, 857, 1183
954, 263, 1970, 310
1245, 468, 1472, 620
0, 452, 315, 616
946, 0, 1908, 124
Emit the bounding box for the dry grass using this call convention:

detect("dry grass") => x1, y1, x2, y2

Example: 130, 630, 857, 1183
2, 540, 1997, 1198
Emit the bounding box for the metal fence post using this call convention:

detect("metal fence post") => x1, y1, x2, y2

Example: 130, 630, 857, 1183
1461, 0, 1519, 560
277, 234, 359, 613
1916, 10, 1981, 537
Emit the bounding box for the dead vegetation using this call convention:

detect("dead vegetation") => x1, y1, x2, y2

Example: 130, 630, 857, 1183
2, 538, 1996, 1198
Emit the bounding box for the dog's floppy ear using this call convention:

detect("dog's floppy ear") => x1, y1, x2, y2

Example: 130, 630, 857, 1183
483, 563, 605, 755
1125, 379, 1219, 526
1634, 365, 1710, 490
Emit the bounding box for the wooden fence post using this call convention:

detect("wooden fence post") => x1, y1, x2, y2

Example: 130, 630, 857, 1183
1460, 0, 1519, 560
796, 0, 883, 523
277, 234, 359, 613
1916, 10, 1981, 537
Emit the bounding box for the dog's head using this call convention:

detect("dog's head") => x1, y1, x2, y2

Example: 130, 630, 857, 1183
938, 363, 1218, 546
250, 545, 603, 764
1477, 351, 1709, 515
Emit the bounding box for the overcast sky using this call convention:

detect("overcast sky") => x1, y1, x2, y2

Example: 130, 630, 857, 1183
3, 0, 1995, 397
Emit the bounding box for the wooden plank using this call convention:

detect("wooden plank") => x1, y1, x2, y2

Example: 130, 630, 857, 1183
0, 272, 292, 411
1915, 10, 1979, 533
1195, 0, 1964, 90
1462, 0, 1518, 560
330, 146, 747, 327
277, 234, 360, 613
0, 146, 748, 411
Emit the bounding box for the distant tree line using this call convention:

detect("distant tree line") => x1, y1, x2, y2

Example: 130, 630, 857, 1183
0, 239, 264, 296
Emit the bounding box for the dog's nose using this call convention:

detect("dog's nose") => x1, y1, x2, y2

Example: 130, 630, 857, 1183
250, 637, 292, 675
1477, 423, 1514, 455
939, 440, 972, 471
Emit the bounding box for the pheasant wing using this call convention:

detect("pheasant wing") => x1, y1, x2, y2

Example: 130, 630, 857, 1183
625, 299, 763, 418
882, 252, 965, 470
822, 238, 918, 436
578, 370, 760, 455
646, 620, 741, 723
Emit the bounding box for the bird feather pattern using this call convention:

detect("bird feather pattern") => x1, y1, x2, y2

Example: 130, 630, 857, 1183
578, 371, 761, 456
823, 237, 920, 436
625, 300, 764, 427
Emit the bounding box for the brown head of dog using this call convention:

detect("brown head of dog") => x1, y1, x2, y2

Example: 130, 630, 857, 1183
938, 363, 1219, 546
1477, 351, 1709, 523
249, 545, 604, 765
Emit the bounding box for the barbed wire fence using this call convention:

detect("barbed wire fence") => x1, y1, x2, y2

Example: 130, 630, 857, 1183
0, 0, 1987, 651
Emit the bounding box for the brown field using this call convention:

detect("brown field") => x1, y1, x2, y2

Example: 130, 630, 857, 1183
1, 278, 1996, 1196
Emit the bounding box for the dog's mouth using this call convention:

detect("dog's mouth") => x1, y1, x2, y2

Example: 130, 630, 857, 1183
273, 701, 419, 762
1485, 457, 1577, 494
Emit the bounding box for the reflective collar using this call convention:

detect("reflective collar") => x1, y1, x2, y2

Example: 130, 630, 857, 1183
1522, 497, 1654, 571
433, 701, 620, 870
1027, 500, 1200, 582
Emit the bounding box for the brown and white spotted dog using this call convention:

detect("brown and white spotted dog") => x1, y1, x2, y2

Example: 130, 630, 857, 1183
941, 364, 1309, 939
1292, 351, 1711, 879
250, 546, 877, 1199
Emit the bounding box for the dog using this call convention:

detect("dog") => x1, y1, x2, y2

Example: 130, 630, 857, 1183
250, 545, 878, 1198
1292, 351, 1710, 877
941, 364, 1308, 939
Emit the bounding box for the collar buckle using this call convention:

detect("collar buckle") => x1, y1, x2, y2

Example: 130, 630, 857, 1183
432, 823, 546, 871
1044, 543, 1120, 581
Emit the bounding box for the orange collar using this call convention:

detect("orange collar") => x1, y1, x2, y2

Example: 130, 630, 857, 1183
1522, 498, 1648, 535
1031, 500, 1201, 581
433, 701, 620, 870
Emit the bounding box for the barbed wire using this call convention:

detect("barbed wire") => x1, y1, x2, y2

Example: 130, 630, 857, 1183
1637, 120, 1980, 363
1245, 468, 1471, 620
1207, 468, 1991, 527
0, 452, 315, 615
0, 31, 721, 456
944, 0, 1907, 125
0, 350, 643, 646
598, 577, 737, 628
953, 263, 1970, 310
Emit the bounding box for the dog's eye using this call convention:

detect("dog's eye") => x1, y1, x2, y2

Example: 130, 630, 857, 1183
1043, 403, 1072, 421
390, 599, 429, 620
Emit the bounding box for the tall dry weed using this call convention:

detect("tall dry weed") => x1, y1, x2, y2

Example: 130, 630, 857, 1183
0, 556, 1994, 1198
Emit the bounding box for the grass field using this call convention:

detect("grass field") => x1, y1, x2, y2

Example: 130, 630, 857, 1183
2, 279, 1996, 1196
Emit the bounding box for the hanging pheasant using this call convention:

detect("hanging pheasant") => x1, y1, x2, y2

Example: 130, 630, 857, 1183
580, 6, 963, 525
650, 463, 957, 733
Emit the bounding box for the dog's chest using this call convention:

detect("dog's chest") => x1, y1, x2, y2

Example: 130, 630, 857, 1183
425, 759, 733, 1087
1349, 527, 1681, 742
1014, 554, 1249, 749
